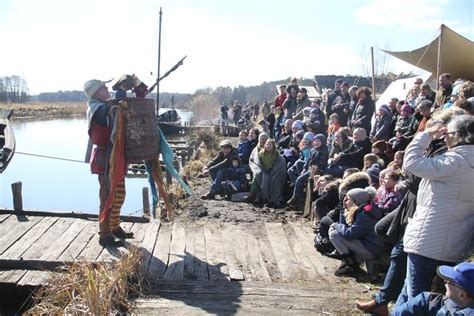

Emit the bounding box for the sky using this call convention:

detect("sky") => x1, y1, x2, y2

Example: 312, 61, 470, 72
0, 0, 473, 95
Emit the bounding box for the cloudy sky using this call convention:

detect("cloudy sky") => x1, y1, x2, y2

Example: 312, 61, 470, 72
0, 0, 472, 94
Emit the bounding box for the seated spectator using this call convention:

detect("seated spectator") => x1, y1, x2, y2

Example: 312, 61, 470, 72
201, 156, 246, 200
248, 127, 260, 149
390, 104, 414, 144
376, 169, 402, 216
329, 129, 352, 159
201, 140, 239, 199
246, 139, 286, 207
282, 130, 304, 167
237, 130, 252, 164
328, 187, 384, 276
278, 119, 302, 149
370, 104, 393, 141
366, 163, 381, 189
313, 177, 340, 223
327, 113, 341, 151
308, 105, 326, 135
372, 140, 391, 167
392, 262, 474, 316
287, 132, 315, 185
287, 134, 329, 206
327, 128, 372, 177
395, 114, 474, 308
273, 107, 285, 141
414, 83, 436, 105
387, 150, 404, 171
363, 154, 384, 172
415, 100, 433, 134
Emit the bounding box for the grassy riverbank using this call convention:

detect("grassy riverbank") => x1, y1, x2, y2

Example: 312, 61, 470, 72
0, 102, 85, 120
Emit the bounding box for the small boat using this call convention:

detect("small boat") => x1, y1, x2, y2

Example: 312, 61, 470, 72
0, 109, 15, 173
158, 109, 185, 135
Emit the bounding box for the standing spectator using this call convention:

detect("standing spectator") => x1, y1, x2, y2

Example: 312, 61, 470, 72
273, 107, 284, 141
331, 81, 352, 126
274, 85, 287, 109
261, 101, 271, 119
286, 77, 300, 94
232, 101, 242, 125
434, 73, 453, 109
388, 97, 400, 137
326, 79, 343, 118
266, 105, 276, 138
283, 87, 298, 119
220, 101, 229, 135
294, 87, 312, 120
253, 101, 260, 120
349, 86, 375, 136
395, 115, 474, 308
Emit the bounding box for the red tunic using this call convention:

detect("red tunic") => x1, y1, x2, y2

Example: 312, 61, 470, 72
89, 121, 112, 174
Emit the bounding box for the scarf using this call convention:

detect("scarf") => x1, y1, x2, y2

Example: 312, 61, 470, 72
259, 148, 278, 170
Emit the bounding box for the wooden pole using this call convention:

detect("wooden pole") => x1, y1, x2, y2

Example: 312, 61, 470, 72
371, 47, 376, 100
11, 181, 23, 211
156, 7, 162, 117
436, 24, 444, 90
142, 187, 150, 217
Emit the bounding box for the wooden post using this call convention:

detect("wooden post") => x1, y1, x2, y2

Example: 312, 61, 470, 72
142, 187, 150, 217
436, 24, 444, 90
371, 46, 376, 100
11, 181, 23, 211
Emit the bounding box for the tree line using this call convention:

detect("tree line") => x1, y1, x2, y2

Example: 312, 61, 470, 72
0, 76, 30, 103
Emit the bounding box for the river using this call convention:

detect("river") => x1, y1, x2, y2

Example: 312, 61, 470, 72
0, 108, 192, 215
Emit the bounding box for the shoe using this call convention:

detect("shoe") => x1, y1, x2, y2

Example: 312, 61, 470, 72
99, 235, 125, 247
325, 250, 343, 260
334, 254, 360, 276
200, 192, 215, 200
112, 227, 134, 239
242, 192, 256, 203
355, 299, 388, 316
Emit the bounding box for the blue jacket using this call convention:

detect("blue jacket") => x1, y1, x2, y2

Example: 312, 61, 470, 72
304, 144, 329, 172
222, 166, 246, 184
334, 203, 384, 257
238, 140, 253, 164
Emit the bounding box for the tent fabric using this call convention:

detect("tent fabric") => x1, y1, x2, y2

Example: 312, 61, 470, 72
375, 74, 432, 109
382, 25, 474, 82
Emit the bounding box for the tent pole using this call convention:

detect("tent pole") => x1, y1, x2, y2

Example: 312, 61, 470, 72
156, 7, 162, 117
436, 24, 444, 90
371, 47, 376, 100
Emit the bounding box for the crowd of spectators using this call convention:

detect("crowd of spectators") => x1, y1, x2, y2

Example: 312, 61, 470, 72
204, 75, 473, 315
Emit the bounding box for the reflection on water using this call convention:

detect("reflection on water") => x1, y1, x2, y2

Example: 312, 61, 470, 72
0, 108, 192, 215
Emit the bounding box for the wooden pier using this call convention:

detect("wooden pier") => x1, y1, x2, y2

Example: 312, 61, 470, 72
0, 209, 368, 314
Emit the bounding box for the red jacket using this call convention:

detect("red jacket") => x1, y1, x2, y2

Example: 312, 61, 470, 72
274, 93, 287, 109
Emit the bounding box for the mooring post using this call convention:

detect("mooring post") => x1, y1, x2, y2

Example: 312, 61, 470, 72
11, 181, 23, 211
142, 187, 150, 217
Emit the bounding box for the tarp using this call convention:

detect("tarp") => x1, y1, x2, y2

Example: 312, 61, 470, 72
375, 74, 432, 109
382, 24, 474, 82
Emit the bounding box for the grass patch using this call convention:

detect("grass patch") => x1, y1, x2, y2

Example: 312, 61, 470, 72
25, 248, 143, 315
0, 102, 85, 119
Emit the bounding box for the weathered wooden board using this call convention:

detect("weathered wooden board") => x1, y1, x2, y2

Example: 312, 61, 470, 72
204, 227, 230, 282
163, 223, 186, 281
0, 216, 43, 255
192, 226, 209, 282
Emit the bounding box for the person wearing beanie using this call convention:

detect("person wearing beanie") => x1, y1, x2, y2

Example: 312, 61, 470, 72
328, 186, 384, 276
287, 132, 314, 187
366, 163, 381, 187
292, 119, 304, 132
84, 79, 132, 248
309, 103, 326, 133
370, 104, 393, 142
392, 262, 474, 316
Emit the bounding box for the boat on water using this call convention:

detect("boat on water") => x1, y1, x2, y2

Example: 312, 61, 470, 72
0, 109, 15, 173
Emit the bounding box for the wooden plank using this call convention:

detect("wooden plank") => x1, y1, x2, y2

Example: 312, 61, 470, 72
291, 222, 340, 275
127, 222, 148, 247
139, 219, 161, 276
265, 222, 304, 281
0, 217, 58, 260
58, 221, 97, 261
283, 224, 319, 280
204, 227, 229, 282
192, 226, 209, 282
39, 219, 88, 261
0, 215, 17, 236
148, 223, 171, 278
220, 227, 244, 281
222, 226, 252, 281
255, 231, 282, 282
0, 215, 43, 255
183, 224, 196, 281
76, 228, 102, 261
245, 232, 272, 282
0, 214, 11, 223
22, 218, 74, 260
163, 223, 186, 281
18, 270, 55, 287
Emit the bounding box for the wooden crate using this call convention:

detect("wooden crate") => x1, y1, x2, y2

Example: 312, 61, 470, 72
123, 98, 160, 163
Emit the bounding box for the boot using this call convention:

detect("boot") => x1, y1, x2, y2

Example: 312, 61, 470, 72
99, 234, 125, 248
334, 254, 360, 276
112, 226, 134, 239
355, 299, 388, 316
200, 192, 215, 200
243, 192, 256, 203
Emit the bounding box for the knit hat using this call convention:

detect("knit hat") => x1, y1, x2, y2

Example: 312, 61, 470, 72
401, 104, 414, 114
379, 104, 390, 113
292, 120, 303, 130
346, 187, 374, 207
303, 132, 315, 142
313, 134, 326, 144
372, 140, 387, 153
310, 108, 320, 116
366, 164, 381, 185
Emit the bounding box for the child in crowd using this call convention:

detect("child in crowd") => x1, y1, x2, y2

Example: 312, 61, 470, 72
387, 150, 404, 171
371, 140, 391, 167
363, 154, 384, 171
309, 105, 326, 134
237, 130, 252, 165
302, 107, 312, 123
376, 169, 402, 215
220, 156, 247, 199
273, 107, 284, 141
366, 163, 381, 189
327, 113, 341, 152
287, 132, 314, 184
370, 104, 393, 141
